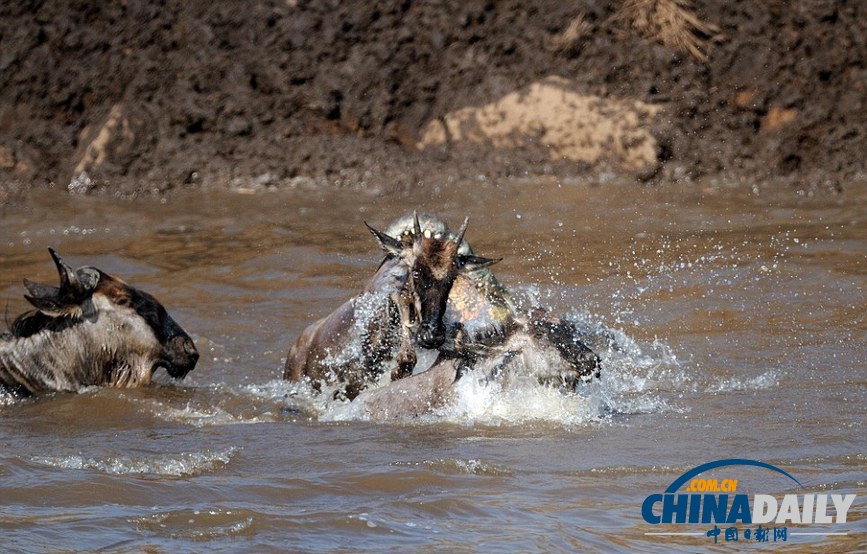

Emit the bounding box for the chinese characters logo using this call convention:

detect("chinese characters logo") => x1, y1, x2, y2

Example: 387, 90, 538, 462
642, 459, 857, 544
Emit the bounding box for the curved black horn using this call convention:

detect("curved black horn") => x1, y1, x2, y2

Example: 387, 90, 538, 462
365, 221, 404, 256
412, 210, 422, 240
49, 248, 78, 292
453, 217, 469, 246
48, 248, 98, 296
22, 249, 98, 316
23, 279, 60, 300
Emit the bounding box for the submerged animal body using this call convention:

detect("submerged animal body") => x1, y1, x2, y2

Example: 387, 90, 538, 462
0, 249, 199, 396
283, 212, 499, 400
464, 307, 601, 388
353, 308, 602, 420
386, 215, 600, 388
283, 257, 405, 400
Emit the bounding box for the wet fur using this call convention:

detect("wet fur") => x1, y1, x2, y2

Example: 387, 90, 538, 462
1, 252, 198, 396
351, 311, 602, 421
283, 256, 422, 400
284, 215, 496, 400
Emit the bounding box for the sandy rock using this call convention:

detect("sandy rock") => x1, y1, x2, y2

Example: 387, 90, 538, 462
417, 76, 661, 172
74, 104, 130, 176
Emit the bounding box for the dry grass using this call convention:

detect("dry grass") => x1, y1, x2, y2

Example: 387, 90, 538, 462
619, 0, 719, 61
547, 14, 593, 54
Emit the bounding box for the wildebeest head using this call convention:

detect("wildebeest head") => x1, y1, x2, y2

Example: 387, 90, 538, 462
17, 248, 199, 381
366, 213, 500, 349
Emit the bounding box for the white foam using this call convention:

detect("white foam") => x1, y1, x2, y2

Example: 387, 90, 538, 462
314, 316, 685, 426
0, 392, 20, 406
31, 447, 238, 477
429, 372, 604, 426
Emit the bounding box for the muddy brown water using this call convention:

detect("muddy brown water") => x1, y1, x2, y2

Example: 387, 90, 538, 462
1, 179, 864, 552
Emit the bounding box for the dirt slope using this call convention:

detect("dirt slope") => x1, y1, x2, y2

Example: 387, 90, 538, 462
1, 1, 864, 198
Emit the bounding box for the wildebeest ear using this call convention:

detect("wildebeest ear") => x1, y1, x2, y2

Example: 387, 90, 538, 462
23, 279, 60, 300
21, 249, 100, 317
365, 221, 404, 256
23, 279, 66, 315
76, 267, 101, 292
456, 254, 501, 272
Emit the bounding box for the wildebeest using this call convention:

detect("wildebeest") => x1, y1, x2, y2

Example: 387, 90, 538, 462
0, 249, 199, 396
343, 213, 602, 420
283, 212, 499, 400
379, 214, 600, 391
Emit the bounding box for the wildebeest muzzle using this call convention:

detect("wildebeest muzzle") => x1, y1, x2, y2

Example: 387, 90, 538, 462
416, 322, 446, 349
164, 334, 199, 378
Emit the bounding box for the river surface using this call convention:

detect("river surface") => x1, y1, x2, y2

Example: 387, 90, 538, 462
0, 178, 864, 552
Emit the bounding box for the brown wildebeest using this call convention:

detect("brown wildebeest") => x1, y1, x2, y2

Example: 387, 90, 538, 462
0, 249, 199, 396
283, 212, 500, 400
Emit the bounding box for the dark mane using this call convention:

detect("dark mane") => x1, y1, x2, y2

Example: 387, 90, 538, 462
9, 310, 63, 338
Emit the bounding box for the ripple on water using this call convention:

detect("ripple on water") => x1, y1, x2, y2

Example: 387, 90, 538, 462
152, 401, 272, 427
392, 458, 512, 477
134, 508, 255, 540
30, 448, 238, 477
136, 383, 303, 427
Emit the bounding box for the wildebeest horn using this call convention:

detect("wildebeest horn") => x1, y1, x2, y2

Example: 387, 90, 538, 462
51, 248, 98, 295
365, 221, 404, 256
23, 249, 99, 317
453, 217, 469, 246
23, 279, 60, 301
412, 210, 422, 240
49, 248, 79, 292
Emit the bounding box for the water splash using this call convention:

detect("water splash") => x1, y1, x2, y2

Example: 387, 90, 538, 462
31, 447, 238, 477
0, 391, 21, 406
431, 373, 604, 426
312, 310, 685, 426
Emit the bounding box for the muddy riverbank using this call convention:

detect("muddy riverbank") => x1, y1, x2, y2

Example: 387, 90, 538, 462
1, 1, 865, 201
